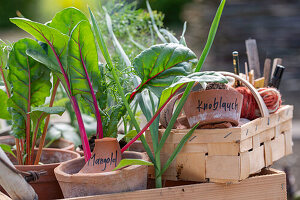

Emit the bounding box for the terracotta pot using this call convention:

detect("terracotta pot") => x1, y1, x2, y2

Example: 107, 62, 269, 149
0, 135, 75, 151
0, 148, 80, 200
47, 137, 75, 151
75, 147, 84, 156
79, 138, 121, 173
129, 140, 145, 152
55, 151, 149, 198
183, 89, 243, 127
0, 135, 15, 146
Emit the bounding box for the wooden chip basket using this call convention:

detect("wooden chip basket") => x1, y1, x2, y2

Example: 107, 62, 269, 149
146, 72, 293, 183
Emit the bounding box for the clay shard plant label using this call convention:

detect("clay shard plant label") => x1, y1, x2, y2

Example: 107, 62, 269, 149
87, 151, 118, 171
196, 97, 239, 112
183, 89, 243, 127
79, 138, 121, 173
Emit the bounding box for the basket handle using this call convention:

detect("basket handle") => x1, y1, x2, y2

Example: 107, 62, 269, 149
220, 71, 269, 117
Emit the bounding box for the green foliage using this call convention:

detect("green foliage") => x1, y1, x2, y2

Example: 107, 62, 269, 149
113, 158, 153, 171
132, 43, 197, 97
0, 40, 12, 94
68, 20, 98, 107
159, 71, 228, 109
8, 38, 51, 138
48, 7, 87, 36
30, 106, 65, 138
0, 89, 10, 119
10, 18, 69, 72
95, 0, 164, 59
0, 144, 16, 158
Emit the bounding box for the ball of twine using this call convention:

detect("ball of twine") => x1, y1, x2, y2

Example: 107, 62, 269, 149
236, 87, 282, 120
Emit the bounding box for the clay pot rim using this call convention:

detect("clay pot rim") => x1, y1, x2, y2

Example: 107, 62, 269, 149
190, 88, 240, 94
94, 137, 117, 143
58, 138, 75, 150
13, 148, 80, 168
0, 135, 75, 151
54, 151, 148, 182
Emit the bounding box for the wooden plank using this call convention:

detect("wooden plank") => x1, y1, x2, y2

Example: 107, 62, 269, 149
249, 145, 265, 174
277, 105, 293, 124
208, 178, 239, 184
284, 130, 293, 156
68, 169, 286, 200
264, 140, 273, 166
245, 39, 261, 79
263, 58, 272, 87
279, 120, 292, 133
240, 137, 253, 152
206, 156, 240, 180
168, 128, 242, 143
252, 134, 260, 149
271, 134, 285, 162
240, 151, 250, 180
176, 152, 206, 181
180, 143, 208, 153
240, 117, 262, 140
207, 143, 240, 156
148, 143, 175, 153
259, 128, 275, 143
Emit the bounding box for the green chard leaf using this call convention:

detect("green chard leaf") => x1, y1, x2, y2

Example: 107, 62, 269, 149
48, 7, 88, 36
10, 17, 69, 71
67, 19, 104, 138
30, 107, 65, 138
0, 144, 16, 158
0, 40, 12, 94
113, 158, 153, 171
0, 89, 11, 119
68, 20, 98, 102
131, 43, 197, 99
159, 71, 228, 109
8, 38, 51, 138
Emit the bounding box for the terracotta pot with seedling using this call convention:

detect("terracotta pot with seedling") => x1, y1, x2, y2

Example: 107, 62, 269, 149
160, 82, 243, 130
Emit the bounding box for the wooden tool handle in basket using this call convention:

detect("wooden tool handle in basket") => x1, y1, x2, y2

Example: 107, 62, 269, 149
220, 71, 269, 117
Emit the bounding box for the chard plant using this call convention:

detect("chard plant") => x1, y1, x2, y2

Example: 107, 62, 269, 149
89, 0, 226, 187
10, 8, 105, 161
4, 38, 65, 165
10, 7, 136, 161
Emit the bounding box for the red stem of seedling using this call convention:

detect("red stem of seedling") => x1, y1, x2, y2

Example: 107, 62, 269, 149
39, 32, 91, 160
121, 84, 186, 153
78, 37, 103, 139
